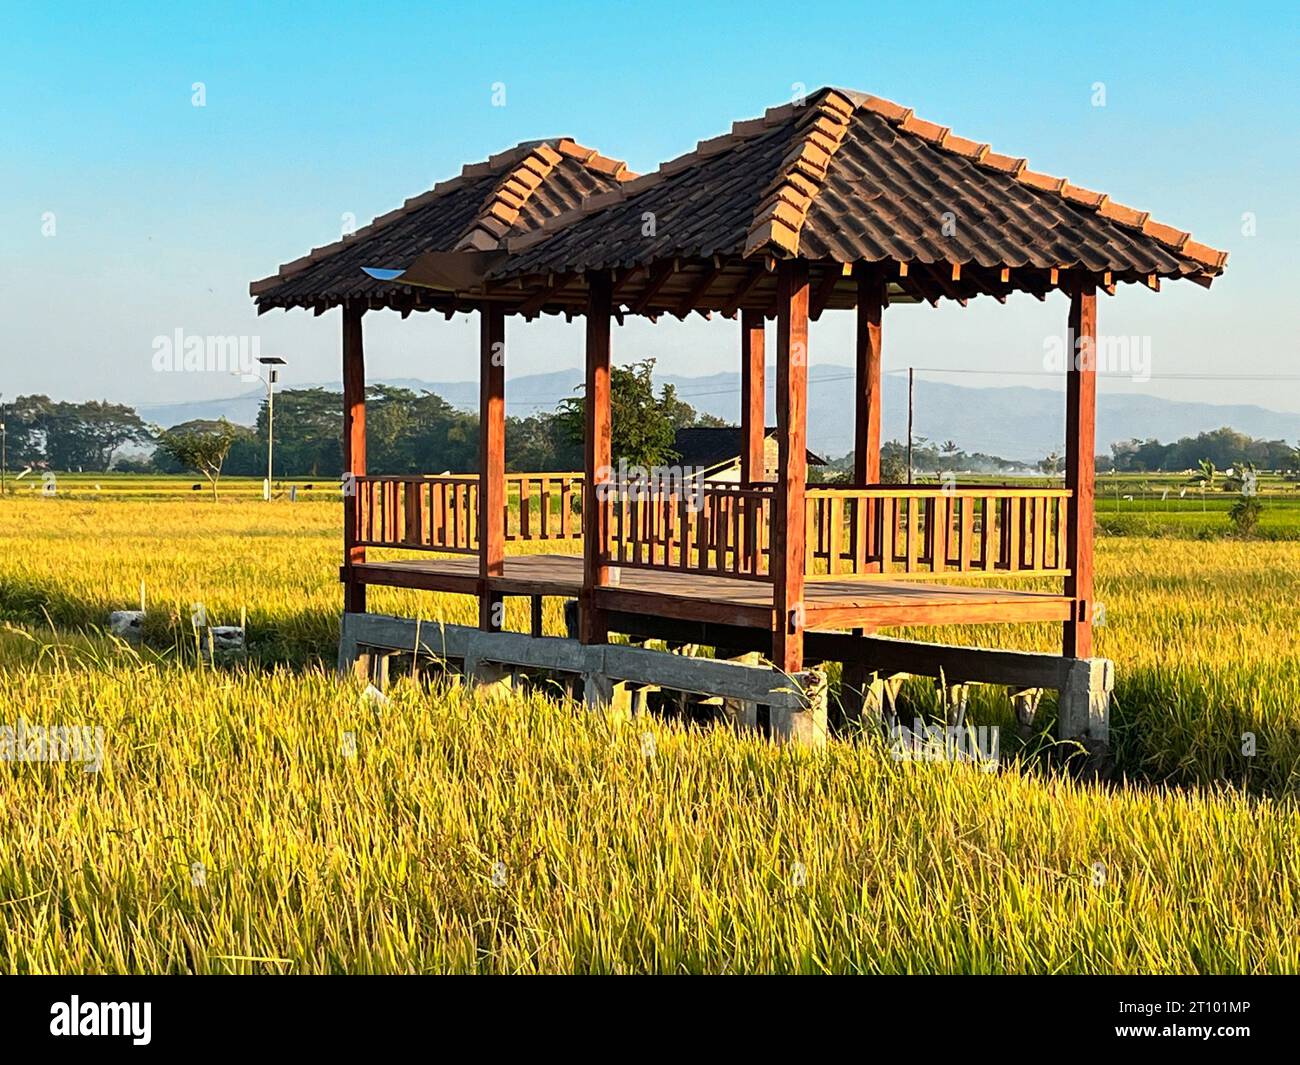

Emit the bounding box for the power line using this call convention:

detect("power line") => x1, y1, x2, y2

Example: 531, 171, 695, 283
504, 366, 1300, 408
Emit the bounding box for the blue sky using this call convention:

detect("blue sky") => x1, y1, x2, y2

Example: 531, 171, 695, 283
2, 0, 1297, 421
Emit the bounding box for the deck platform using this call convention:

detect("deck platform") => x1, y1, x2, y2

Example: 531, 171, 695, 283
352, 554, 1073, 631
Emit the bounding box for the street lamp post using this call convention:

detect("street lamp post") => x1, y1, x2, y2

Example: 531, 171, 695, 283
257, 357, 286, 501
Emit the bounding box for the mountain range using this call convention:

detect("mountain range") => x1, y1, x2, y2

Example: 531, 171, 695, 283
138, 366, 1300, 463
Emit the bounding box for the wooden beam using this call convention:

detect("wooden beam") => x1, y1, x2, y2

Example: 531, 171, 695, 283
772, 260, 809, 673
808, 268, 842, 321
519, 278, 569, 317
611, 266, 645, 302
581, 271, 613, 644
853, 264, 884, 485
342, 303, 367, 614
722, 267, 767, 317
920, 262, 968, 304
740, 310, 766, 483
1064, 282, 1097, 658
677, 265, 723, 316
629, 261, 676, 314
898, 263, 941, 307
478, 305, 506, 630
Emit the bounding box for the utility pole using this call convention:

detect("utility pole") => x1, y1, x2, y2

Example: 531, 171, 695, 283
0, 394, 7, 498
906, 367, 914, 485
258, 357, 286, 500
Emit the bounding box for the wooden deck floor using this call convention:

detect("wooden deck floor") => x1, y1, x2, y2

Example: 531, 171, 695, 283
353, 554, 1073, 631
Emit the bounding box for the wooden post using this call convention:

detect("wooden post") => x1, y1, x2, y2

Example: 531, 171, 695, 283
853, 265, 884, 486
479, 304, 506, 631
580, 272, 613, 644
772, 261, 809, 673
342, 303, 367, 614
854, 264, 885, 572
740, 310, 766, 483
1063, 282, 1097, 658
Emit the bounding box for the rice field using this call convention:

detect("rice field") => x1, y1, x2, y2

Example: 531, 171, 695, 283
1, 493, 1298, 973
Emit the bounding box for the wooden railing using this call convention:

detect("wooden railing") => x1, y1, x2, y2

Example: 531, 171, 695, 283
351, 473, 583, 553
505, 473, 584, 543
804, 485, 1072, 580
352, 475, 480, 553
351, 474, 1070, 585
601, 480, 775, 580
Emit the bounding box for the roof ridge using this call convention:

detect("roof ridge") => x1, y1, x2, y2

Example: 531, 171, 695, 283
454, 142, 565, 251
504, 95, 810, 256
850, 91, 1227, 272
250, 137, 636, 296
743, 89, 858, 258
454, 139, 637, 252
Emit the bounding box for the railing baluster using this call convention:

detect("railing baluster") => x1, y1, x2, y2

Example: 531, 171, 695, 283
935, 494, 949, 572
923, 496, 936, 570
828, 495, 843, 577
905, 497, 919, 573
958, 495, 972, 572
878, 496, 894, 574
718, 491, 730, 573
679, 493, 691, 570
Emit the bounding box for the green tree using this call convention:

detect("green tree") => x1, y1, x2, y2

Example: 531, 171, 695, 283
1229, 496, 1263, 536
155, 419, 244, 500
20, 398, 153, 471
554, 359, 711, 468
1, 395, 51, 468
239, 387, 343, 478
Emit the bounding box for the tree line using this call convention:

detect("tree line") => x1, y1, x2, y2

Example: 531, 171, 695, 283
4, 379, 1295, 480
1, 361, 725, 478
1104, 427, 1299, 473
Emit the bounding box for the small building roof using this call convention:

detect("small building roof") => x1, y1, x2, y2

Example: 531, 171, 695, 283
673, 425, 826, 474
251, 138, 635, 313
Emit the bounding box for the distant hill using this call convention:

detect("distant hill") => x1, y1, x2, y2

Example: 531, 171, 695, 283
138, 366, 1300, 464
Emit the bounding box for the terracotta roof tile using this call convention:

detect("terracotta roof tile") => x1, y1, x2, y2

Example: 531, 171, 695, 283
1019, 169, 1067, 192
940, 133, 989, 158
251, 137, 635, 308
555, 140, 595, 162
1061, 182, 1106, 208
1179, 238, 1228, 269
980, 151, 1027, 174
454, 143, 568, 251
492, 86, 1226, 301
859, 95, 911, 122
1097, 200, 1149, 228
253, 85, 1227, 314
1141, 218, 1190, 247
742, 92, 855, 257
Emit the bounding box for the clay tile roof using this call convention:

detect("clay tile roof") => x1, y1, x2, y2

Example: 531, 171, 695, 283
250, 137, 636, 309
491, 87, 1227, 293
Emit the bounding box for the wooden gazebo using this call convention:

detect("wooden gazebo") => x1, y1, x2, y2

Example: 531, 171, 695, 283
252, 90, 1226, 743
